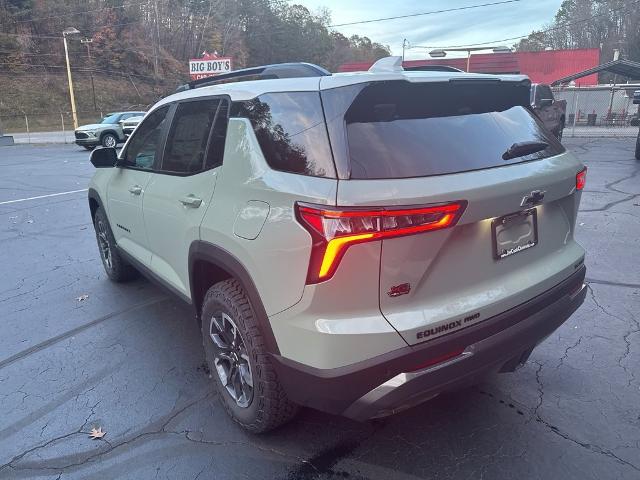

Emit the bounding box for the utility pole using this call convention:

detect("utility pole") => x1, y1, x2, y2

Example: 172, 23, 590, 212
153, 0, 160, 82
63, 27, 80, 130
81, 38, 97, 111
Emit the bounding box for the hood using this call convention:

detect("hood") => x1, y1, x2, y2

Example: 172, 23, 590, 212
77, 123, 111, 131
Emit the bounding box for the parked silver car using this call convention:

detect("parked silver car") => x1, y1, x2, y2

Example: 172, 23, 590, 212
75, 111, 145, 150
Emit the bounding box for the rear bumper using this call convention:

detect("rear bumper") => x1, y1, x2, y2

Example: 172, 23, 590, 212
271, 265, 586, 420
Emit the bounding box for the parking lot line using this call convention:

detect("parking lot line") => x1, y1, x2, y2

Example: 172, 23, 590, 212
0, 188, 88, 205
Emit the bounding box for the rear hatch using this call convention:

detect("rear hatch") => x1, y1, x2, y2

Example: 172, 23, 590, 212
321, 76, 585, 346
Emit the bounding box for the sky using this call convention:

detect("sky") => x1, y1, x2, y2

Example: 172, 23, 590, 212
293, 0, 564, 59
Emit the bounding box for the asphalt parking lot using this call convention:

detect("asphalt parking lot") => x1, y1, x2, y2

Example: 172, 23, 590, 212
1, 138, 639, 479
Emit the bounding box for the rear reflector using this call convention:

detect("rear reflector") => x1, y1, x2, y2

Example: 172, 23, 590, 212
407, 347, 465, 372
576, 167, 587, 190
295, 201, 467, 284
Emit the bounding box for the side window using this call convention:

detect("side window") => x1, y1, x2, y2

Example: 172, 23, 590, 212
230, 92, 336, 178
205, 99, 229, 170
123, 106, 170, 170
161, 99, 220, 174
539, 86, 553, 101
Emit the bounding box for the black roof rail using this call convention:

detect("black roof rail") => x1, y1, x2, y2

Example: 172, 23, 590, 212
176, 62, 331, 92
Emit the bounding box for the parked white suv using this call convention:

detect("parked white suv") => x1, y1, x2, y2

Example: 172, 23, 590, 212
88, 58, 588, 432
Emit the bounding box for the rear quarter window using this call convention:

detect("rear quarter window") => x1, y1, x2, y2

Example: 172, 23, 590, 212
230, 92, 336, 178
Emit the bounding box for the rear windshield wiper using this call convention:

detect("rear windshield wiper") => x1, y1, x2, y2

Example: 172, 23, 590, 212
502, 141, 549, 160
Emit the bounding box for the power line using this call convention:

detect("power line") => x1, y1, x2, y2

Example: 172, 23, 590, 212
409, 0, 640, 49
327, 0, 523, 28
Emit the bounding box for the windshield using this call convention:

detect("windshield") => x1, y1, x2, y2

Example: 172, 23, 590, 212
100, 113, 121, 124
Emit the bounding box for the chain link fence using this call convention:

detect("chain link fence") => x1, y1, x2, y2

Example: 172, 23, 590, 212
0, 107, 148, 144
553, 85, 640, 138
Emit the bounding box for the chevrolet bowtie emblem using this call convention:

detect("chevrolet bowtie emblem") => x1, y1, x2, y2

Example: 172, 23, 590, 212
521, 190, 546, 207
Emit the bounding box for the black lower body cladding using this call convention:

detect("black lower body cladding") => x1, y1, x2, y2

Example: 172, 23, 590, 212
271, 265, 587, 420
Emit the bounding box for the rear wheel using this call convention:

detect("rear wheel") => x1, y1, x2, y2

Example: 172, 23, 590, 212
101, 132, 118, 148
201, 279, 298, 433
93, 207, 138, 282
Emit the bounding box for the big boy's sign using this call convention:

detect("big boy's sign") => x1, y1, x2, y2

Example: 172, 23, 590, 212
189, 57, 232, 80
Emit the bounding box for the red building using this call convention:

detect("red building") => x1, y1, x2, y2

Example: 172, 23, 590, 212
338, 48, 600, 86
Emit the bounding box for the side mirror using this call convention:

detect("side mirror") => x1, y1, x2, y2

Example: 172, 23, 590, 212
539, 98, 553, 108
633, 90, 640, 105
90, 147, 118, 168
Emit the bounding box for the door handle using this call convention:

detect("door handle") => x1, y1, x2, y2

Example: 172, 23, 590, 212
128, 185, 143, 195
179, 195, 202, 208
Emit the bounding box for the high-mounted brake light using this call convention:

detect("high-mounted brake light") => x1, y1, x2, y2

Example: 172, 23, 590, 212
576, 167, 587, 191
295, 201, 467, 284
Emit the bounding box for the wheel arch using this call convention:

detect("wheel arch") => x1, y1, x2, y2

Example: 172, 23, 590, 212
88, 188, 105, 222
100, 130, 119, 142
188, 241, 280, 355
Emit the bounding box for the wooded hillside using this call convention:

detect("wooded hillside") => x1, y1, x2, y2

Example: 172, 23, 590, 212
515, 0, 640, 64
0, 0, 390, 115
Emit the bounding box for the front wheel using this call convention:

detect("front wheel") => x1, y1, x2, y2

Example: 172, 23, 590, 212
93, 207, 138, 282
201, 279, 298, 433
101, 133, 118, 148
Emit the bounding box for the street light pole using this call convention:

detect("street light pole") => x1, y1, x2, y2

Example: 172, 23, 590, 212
63, 27, 80, 130
402, 38, 408, 62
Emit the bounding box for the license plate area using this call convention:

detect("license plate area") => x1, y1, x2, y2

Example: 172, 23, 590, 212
492, 209, 538, 260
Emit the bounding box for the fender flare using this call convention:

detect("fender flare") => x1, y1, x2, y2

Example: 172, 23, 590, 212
188, 241, 280, 355
88, 188, 105, 222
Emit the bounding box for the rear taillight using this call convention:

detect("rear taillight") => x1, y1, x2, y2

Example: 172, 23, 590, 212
295, 201, 467, 284
576, 167, 587, 190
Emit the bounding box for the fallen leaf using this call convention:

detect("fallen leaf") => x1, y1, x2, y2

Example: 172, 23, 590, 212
89, 427, 105, 440
76, 294, 89, 302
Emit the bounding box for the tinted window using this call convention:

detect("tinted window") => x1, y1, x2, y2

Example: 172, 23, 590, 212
123, 106, 170, 170
206, 99, 229, 169
538, 85, 553, 100
322, 81, 564, 179
100, 113, 120, 124
230, 92, 335, 178
161, 99, 219, 173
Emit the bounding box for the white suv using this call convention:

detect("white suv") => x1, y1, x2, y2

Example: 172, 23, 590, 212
88, 58, 588, 432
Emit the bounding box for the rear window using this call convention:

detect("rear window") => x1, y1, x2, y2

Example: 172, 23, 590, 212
230, 92, 336, 178
322, 81, 565, 179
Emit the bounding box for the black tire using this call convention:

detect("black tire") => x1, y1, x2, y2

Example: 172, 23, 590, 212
101, 132, 118, 148
93, 207, 138, 282
83, 145, 96, 151
201, 279, 298, 433
635, 133, 640, 161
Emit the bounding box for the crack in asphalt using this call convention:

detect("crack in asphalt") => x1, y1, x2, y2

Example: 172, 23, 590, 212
0, 392, 212, 473
0, 296, 167, 371
586, 277, 640, 289
579, 162, 640, 213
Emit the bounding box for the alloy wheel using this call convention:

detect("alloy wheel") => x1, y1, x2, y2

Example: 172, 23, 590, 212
103, 135, 116, 148
209, 312, 254, 408
96, 219, 112, 270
